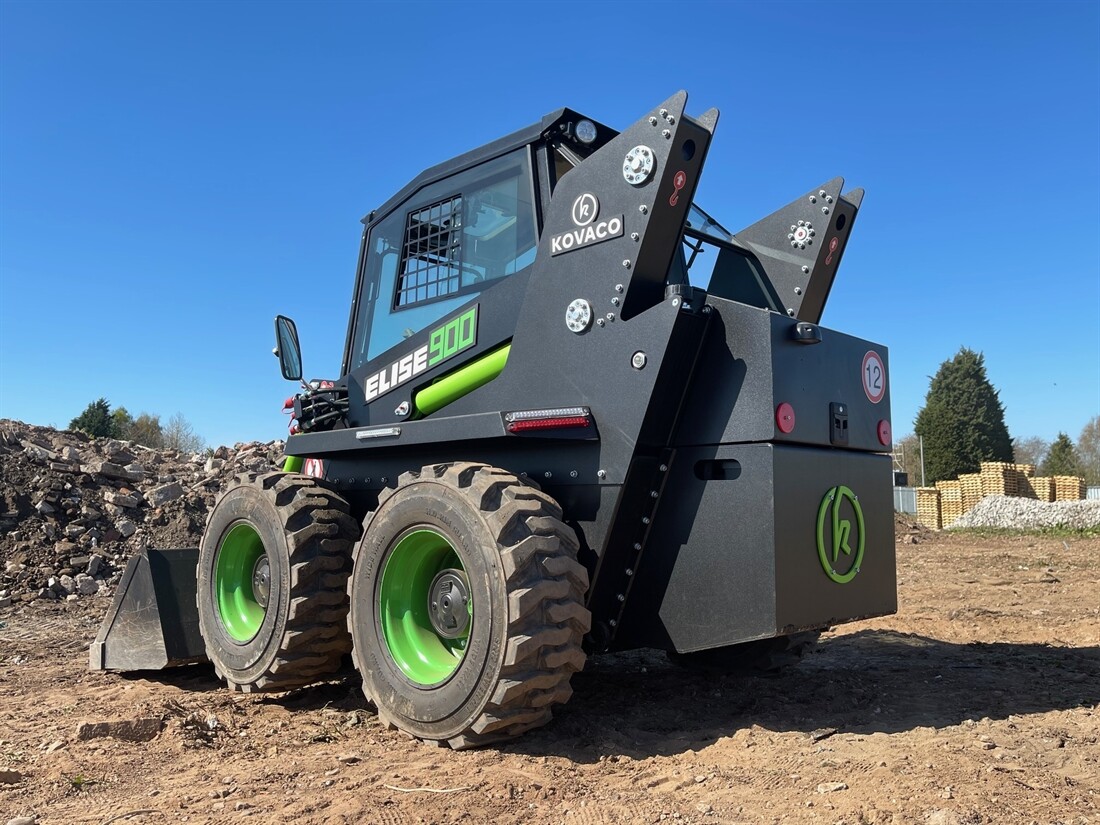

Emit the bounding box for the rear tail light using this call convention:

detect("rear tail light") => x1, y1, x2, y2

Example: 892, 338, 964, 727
505, 407, 591, 433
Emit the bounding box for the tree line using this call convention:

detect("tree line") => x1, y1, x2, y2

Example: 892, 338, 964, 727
69, 398, 205, 453
894, 348, 1099, 486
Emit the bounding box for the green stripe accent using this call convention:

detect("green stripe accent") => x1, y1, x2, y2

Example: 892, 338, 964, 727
282, 456, 304, 473
414, 344, 510, 416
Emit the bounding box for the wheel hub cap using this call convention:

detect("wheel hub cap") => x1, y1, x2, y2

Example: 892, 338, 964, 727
251, 556, 271, 609
428, 569, 470, 639
378, 529, 472, 686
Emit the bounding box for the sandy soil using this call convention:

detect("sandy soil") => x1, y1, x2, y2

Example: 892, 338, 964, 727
1, 530, 1098, 825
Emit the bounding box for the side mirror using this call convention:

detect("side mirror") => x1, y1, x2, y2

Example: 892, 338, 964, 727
273, 315, 303, 382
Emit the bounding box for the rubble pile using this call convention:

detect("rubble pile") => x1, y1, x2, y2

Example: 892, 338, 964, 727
0, 419, 287, 607
948, 495, 1100, 530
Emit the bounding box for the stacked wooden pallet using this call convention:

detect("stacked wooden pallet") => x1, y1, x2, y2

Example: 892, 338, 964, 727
1012, 463, 1037, 498
1053, 476, 1086, 501
980, 461, 1018, 497
1031, 476, 1054, 502
959, 472, 984, 511
915, 487, 942, 529
936, 479, 964, 526
1016, 474, 1037, 499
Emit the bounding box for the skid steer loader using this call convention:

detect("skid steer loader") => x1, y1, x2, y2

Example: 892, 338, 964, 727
90, 91, 896, 749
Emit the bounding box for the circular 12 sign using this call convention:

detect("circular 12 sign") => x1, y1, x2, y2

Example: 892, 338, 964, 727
862, 351, 886, 404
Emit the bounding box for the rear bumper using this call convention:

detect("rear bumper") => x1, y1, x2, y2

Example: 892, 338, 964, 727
615, 443, 896, 653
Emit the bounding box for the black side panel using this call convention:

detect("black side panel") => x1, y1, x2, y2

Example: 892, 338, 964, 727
614, 444, 778, 652
674, 297, 891, 452
615, 444, 895, 654
89, 548, 207, 671
773, 446, 896, 631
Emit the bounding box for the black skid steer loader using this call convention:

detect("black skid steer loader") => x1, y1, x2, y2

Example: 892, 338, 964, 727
91, 91, 896, 749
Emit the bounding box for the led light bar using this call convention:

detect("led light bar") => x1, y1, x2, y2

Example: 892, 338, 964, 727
355, 426, 402, 440
504, 407, 591, 434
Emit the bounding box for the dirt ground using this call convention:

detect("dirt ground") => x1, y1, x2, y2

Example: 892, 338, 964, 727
2, 529, 1097, 825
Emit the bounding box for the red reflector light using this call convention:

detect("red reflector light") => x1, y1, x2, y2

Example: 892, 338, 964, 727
505, 406, 591, 433
507, 416, 591, 433
775, 402, 796, 434
877, 419, 892, 446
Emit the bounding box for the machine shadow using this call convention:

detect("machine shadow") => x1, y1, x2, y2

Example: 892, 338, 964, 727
510, 629, 1100, 762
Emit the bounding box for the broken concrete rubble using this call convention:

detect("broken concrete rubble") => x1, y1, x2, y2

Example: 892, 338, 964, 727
0, 419, 287, 605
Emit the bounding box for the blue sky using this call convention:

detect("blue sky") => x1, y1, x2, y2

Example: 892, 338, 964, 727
1, 0, 1097, 449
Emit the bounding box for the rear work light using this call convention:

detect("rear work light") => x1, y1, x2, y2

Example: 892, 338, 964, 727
505, 407, 592, 433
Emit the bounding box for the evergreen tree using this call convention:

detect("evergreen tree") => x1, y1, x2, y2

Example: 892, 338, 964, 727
69, 398, 116, 438
914, 348, 1012, 483
111, 406, 134, 440
1041, 432, 1081, 477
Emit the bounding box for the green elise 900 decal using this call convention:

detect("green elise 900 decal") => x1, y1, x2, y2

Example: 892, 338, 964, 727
816, 485, 865, 584
364, 306, 478, 403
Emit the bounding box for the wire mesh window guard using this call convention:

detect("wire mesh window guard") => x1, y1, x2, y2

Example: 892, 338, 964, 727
395, 195, 463, 308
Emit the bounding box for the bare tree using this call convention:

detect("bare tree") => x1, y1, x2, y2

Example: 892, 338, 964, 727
128, 413, 164, 449
1076, 416, 1100, 485
893, 433, 924, 485
162, 413, 205, 453
1012, 435, 1050, 469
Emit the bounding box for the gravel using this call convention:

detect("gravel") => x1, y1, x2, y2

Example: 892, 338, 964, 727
948, 495, 1100, 530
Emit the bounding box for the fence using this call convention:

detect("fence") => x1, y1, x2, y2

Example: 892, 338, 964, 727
894, 486, 916, 514
1089, 486, 1100, 501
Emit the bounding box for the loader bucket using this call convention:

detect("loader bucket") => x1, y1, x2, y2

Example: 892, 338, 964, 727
89, 547, 208, 671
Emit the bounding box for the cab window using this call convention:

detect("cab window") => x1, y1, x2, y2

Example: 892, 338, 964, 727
350, 148, 536, 368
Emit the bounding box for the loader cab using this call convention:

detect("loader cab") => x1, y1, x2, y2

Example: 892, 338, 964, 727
343, 111, 613, 376
346, 149, 537, 369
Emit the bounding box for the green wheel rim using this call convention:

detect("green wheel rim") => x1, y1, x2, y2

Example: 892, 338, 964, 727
215, 523, 268, 642
379, 529, 472, 686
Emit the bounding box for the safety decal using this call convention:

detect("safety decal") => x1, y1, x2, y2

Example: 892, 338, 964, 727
862, 350, 885, 404
669, 170, 687, 207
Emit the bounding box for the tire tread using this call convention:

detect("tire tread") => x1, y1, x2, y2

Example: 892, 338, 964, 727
349, 462, 590, 749
199, 472, 359, 693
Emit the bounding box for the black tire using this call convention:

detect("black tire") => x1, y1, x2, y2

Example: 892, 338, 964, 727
667, 631, 821, 675
348, 462, 590, 749
197, 472, 359, 692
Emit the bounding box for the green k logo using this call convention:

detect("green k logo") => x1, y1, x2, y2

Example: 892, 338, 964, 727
816, 485, 865, 584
